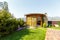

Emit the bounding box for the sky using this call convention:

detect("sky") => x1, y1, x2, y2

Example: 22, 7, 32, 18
0, 0, 60, 18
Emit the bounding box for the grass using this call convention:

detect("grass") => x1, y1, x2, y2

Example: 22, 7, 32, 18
51, 27, 60, 30
0, 28, 46, 40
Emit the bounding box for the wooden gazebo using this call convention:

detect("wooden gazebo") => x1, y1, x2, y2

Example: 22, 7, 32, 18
25, 13, 48, 28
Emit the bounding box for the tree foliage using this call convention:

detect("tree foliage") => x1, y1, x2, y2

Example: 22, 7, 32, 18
0, 10, 18, 36
19, 18, 24, 27
0, 10, 25, 36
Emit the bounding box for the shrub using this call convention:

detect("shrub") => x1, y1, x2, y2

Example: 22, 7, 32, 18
0, 10, 18, 36
57, 21, 60, 26
0, 10, 25, 37
43, 23, 47, 28
18, 18, 25, 27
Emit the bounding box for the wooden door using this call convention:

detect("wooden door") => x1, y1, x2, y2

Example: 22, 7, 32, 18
32, 17, 36, 27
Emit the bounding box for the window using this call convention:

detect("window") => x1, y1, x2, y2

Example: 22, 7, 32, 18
37, 17, 41, 21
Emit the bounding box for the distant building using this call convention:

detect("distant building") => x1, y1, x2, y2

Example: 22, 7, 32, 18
48, 17, 60, 27
0, 1, 8, 11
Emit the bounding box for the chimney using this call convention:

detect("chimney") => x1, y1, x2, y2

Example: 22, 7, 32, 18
45, 13, 48, 16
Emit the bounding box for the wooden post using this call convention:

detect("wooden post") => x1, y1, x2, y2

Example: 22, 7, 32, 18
41, 17, 42, 27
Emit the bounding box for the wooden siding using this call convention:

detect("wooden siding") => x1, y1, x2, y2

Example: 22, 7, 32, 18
25, 14, 47, 27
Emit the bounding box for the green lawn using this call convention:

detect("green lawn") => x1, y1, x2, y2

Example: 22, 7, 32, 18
0, 28, 46, 40
51, 27, 60, 30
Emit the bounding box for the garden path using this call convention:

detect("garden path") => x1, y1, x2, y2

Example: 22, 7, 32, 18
45, 28, 60, 40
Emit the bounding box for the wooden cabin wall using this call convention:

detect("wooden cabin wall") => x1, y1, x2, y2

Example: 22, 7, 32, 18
26, 14, 47, 27
26, 16, 32, 26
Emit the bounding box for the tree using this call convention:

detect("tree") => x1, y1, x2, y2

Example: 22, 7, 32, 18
0, 10, 25, 36
18, 18, 25, 27
0, 10, 18, 36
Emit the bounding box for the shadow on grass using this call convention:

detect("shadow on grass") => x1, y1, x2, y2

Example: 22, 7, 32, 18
0, 28, 31, 40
